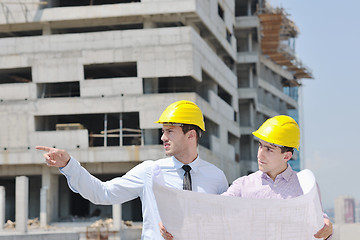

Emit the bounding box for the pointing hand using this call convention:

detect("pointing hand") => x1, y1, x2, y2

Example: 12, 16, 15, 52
35, 146, 71, 168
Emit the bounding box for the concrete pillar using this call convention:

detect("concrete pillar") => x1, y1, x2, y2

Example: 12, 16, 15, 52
144, 17, 156, 29
40, 187, 48, 227
218, 126, 228, 175
249, 66, 253, 88
112, 204, 122, 230
113, 204, 122, 240
143, 78, 159, 94
249, 101, 256, 165
40, 167, 59, 227
247, 0, 252, 16
0, 186, 5, 230
144, 129, 160, 145
248, 32, 253, 52
15, 176, 28, 233
249, 102, 255, 128
42, 22, 52, 35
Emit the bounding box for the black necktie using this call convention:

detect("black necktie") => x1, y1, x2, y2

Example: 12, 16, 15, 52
182, 165, 192, 191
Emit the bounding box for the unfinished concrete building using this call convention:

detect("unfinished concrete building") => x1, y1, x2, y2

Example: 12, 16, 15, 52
234, 0, 312, 175
0, 0, 311, 237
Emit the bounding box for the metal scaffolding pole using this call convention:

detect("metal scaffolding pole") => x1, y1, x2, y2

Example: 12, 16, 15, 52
104, 114, 108, 147
119, 113, 123, 146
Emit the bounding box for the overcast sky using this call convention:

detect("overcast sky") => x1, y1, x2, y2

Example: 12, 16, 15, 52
269, 0, 360, 210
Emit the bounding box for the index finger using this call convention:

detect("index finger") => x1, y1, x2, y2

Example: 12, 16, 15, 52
35, 146, 52, 152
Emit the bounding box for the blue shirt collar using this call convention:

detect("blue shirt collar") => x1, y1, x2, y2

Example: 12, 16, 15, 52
171, 155, 200, 173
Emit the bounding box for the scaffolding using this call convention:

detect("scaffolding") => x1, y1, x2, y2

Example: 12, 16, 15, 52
258, 2, 313, 80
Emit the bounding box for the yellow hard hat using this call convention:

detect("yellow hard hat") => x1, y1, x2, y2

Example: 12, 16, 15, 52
252, 115, 300, 150
155, 100, 205, 131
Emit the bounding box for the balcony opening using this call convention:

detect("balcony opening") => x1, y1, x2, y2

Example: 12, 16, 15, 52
156, 76, 199, 94
35, 112, 141, 147
200, 71, 217, 102
59, 174, 142, 222
283, 86, 299, 101
218, 85, 232, 105
122, 197, 143, 222
239, 101, 251, 126
143, 129, 162, 145
154, 22, 184, 28
236, 34, 249, 52
0, 67, 32, 84
228, 132, 238, 145
235, 0, 257, 17
228, 131, 240, 162
218, 4, 224, 20
0, 30, 42, 39
84, 62, 137, 80
0, 176, 41, 222
226, 29, 232, 44
224, 56, 235, 72
0, 177, 15, 221
54, 0, 140, 7
37, 81, 80, 98
240, 135, 251, 160
200, 117, 219, 149
53, 24, 143, 35
237, 64, 254, 88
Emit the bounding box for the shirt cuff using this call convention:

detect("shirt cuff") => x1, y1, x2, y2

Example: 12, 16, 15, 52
58, 156, 81, 193
59, 156, 79, 175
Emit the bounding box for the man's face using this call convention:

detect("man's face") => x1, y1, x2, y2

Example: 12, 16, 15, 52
257, 140, 290, 179
161, 125, 188, 158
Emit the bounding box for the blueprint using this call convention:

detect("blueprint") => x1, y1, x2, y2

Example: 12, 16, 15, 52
152, 167, 324, 240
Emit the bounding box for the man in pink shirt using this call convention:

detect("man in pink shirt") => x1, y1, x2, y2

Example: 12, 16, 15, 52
161, 115, 333, 240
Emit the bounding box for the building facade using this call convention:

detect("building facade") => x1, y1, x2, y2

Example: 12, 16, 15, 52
0, 0, 311, 235
234, 0, 311, 175
335, 196, 356, 224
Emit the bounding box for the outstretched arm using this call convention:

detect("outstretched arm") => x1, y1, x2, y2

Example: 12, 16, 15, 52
36, 146, 146, 205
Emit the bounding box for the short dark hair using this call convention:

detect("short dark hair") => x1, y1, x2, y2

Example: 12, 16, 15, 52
280, 146, 294, 154
180, 124, 202, 145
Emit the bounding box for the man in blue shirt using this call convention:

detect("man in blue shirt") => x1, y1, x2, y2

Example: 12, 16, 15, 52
36, 100, 228, 240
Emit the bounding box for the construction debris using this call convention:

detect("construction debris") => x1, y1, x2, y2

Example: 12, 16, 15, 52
4, 220, 15, 229
27, 218, 40, 229
4, 218, 42, 229
123, 220, 133, 227
90, 218, 113, 228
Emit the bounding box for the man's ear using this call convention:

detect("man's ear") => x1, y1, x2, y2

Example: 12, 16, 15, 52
284, 151, 293, 161
187, 129, 196, 140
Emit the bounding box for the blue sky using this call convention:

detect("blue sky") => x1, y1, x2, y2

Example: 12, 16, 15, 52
269, 0, 360, 209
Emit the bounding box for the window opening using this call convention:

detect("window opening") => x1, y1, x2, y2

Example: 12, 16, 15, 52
35, 112, 141, 147
37, 81, 80, 98
218, 4, 224, 20
218, 85, 232, 105
84, 62, 137, 80
0, 67, 32, 84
